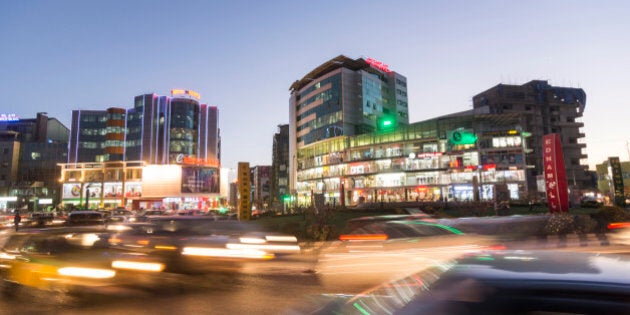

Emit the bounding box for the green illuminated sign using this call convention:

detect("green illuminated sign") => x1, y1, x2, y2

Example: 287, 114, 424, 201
449, 129, 477, 145
378, 115, 396, 131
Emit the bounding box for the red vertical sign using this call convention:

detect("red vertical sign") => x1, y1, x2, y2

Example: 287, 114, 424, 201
543, 134, 569, 213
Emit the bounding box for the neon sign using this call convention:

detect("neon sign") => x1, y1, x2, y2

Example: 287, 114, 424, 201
171, 89, 201, 100
365, 58, 392, 73
182, 156, 220, 167
0, 114, 19, 121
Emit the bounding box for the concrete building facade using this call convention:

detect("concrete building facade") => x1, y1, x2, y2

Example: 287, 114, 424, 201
0, 113, 69, 211
473, 80, 591, 195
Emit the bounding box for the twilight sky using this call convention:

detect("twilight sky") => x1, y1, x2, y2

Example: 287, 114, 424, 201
1, 0, 629, 170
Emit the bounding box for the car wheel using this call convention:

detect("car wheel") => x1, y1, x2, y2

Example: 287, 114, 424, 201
1, 280, 20, 298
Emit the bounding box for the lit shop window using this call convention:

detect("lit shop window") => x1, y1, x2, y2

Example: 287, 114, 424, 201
492, 136, 522, 148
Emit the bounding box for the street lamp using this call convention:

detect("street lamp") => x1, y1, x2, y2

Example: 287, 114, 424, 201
85, 183, 96, 210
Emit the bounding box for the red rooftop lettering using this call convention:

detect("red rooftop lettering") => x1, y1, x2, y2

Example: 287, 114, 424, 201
365, 58, 392, 73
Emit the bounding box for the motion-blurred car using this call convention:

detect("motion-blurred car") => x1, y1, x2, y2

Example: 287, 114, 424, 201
297, 250, 630, 315
30, 212, 55, 227
108, 216, 300, 274
608, 221, 630, 246
142, 209, 167, 216
317, 220, 499, 289
342, 212, 435, 233
0, 227, 166, 297
66, 211, 106, 226
176, 209, 207, 216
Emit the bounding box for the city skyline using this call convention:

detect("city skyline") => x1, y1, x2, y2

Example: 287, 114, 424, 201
2, 1, 629, 170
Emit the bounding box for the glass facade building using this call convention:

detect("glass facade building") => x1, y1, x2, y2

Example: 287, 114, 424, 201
293, 110, 532, 207
289, 55, 408, 194
63, 90, 221, 210
0, 113, 69, 211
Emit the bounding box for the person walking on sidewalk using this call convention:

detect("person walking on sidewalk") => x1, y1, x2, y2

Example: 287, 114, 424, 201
14, 209, 21, 231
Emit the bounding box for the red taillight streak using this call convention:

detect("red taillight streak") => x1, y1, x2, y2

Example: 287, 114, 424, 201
339, 234, 388, 241
608, 222, 630, 229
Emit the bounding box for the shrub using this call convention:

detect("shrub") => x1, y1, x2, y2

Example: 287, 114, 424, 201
573, 215, 598, 234
593, 206, 630, 223
543, 213, 574, 235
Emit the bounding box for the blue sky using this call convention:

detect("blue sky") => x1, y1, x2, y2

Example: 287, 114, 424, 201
1, 0, 629, 170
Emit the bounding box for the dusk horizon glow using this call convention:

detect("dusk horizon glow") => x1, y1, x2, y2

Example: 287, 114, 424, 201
2, 1, 629, 170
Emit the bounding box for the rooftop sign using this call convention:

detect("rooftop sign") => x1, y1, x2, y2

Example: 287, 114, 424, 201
171, 89, 201, 100
0, 114, 19, 121
365, 57, 392, 73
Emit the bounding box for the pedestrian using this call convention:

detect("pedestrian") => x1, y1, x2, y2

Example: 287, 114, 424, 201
14, 210, 21, 231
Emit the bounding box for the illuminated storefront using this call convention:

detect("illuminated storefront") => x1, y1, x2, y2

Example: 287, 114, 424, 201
62, 89, 222, 211
294, 113, 532, 207
59, 161, 220, 210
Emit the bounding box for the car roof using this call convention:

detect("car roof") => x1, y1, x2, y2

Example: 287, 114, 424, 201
7, 226, 108, 235
447, 250, 630, 286
69, 211, 103, 214
316, 250, 630, 315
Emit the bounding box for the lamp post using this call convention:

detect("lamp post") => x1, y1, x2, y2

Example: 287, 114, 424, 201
85, 183, 96, 210
85, 187, 90, 210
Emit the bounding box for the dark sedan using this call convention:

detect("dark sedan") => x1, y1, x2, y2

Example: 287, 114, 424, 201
297, 250, 630, 315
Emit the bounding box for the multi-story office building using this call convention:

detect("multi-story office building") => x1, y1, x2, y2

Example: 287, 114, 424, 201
294, 109, 532, 207
61, 90, 221, 210
0, 113, 69, 211
289, 55, 408, 193
271, 124, 289, 209
473, 80, 591, 194
289, 57, 597, 207
250, 165, 271, 211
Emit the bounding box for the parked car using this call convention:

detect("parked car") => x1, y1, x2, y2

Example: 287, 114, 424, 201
296, 250, 630, 315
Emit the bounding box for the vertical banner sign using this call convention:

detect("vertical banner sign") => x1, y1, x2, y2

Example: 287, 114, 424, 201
237, 162, 251, 221
609, 157, 626, 207
543, 134, 569, 213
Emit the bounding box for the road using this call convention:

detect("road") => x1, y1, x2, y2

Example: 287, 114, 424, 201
0, 251, 367, 315
1, 237, 628, 315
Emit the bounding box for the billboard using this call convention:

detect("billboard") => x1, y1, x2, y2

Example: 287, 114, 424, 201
63, 183, 83, 199
181, 167, 220, 193
542, 134, 569, 213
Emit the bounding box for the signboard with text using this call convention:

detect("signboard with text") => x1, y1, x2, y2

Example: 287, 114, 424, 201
237, 162, 251, 221
543, 134, 569, 213
609, 157, 626, 207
